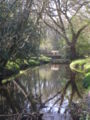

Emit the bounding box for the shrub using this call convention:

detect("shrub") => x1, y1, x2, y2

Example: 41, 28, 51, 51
39, 55, 51, 63
28, 59, 40, 66
6, 61, 20, 72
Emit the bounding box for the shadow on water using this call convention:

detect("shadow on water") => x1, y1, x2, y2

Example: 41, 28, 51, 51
0, 64, 85, 120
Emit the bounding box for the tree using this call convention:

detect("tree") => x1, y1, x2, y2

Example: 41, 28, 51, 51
0, 0, 40, 70
35, 0, 90, 59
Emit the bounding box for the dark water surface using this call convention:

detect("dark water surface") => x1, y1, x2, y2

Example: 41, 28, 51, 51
0, 64, 87, 120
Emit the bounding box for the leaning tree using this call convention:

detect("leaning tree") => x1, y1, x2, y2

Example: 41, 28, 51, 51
0, 0, 40, 70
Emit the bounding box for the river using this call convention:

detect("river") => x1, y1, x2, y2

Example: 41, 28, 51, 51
0, 64, 88, 120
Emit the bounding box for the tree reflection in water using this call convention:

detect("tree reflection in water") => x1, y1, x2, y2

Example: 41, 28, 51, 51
0, 64, 84, 119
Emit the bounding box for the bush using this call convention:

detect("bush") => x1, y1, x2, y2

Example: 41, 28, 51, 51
70, 58, 90, 88
6, 61, 20, 72
84, 64, 90, 73
83, 73, 90, 88
39, 55, 51, 63
28, 59, 40, 66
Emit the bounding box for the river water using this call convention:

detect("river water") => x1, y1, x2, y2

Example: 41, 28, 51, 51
0, 64, 87, 120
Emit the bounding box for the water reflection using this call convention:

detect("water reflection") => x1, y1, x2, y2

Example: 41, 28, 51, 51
0, 64, 84, 119
51, 64, 60, 71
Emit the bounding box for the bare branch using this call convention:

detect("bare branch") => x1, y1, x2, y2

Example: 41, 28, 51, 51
36, 0, 48, 24
62, 11, 76, 39
75, 24, 88, 40
54, 0, 70, 45
44, 20, 63, 36
43, 19, 70, 45
71, 1, 90, 20
46, 10, 63, 30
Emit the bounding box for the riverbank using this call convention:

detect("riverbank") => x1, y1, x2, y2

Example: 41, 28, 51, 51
70, 57, 90, 88
70, 57, 90, 73
0, 60, 90, 120
70, 57, 90, 119
0, 55, 51, 83
70, 91, 90, 120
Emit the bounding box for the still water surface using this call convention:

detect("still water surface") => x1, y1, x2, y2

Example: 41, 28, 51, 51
0, 64, 86, 119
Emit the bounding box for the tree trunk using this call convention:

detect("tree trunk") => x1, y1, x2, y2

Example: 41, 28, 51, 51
65, 44, 77, 60
70, 44, 77, 60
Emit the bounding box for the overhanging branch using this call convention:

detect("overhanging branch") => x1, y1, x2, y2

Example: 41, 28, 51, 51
75, 24, 88, 40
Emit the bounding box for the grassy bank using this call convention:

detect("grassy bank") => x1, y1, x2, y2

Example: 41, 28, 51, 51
0, 55, 51, 82
6, 55, 51, 69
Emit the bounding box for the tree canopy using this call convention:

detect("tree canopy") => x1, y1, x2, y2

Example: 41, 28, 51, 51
34, 0, 90, 59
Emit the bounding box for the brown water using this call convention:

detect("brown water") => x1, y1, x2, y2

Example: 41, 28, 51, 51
0, 64, 86, 120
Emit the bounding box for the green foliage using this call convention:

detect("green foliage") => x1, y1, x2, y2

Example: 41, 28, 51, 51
80, 114, 90, 120
39, 55, 51, 63
70, 58, 90, 72
28, 59, 40, 66
84, 64, 90, 73
28, 55, 51, 66
30, 57, 38, 60
6, 61, 20, 72
80, 113, 90, 120
76, 30, 90, 57
15, 59, 23, 65
70, 58, 90, 88
4, 55, 51, 76
83, 73, 90, 88
0, 1, 41, 70
70, 59, 86, 73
